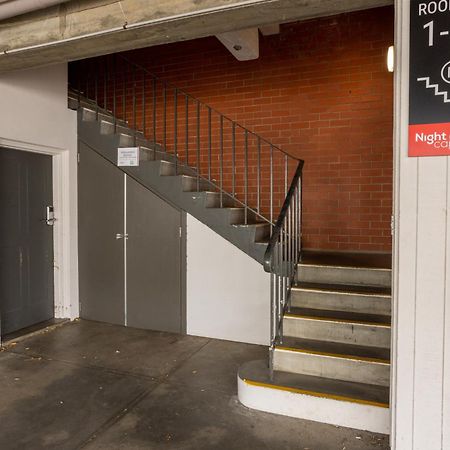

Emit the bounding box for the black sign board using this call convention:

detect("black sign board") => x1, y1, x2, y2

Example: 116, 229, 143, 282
409, 0, 450, 156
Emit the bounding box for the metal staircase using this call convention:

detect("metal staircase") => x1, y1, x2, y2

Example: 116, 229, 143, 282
69, 55, 391, 433
69, 54, 303, 266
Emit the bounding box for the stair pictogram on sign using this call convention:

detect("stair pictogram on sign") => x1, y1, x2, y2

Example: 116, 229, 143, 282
417, 77, 450, 103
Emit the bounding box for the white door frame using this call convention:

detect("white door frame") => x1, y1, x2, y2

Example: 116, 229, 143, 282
0, 137, 77, 325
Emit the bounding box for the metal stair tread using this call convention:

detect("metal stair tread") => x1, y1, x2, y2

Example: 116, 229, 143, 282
293, 281, 391, 297
208, 207, 267, 221
276, 337, 390, 363
285, 307, 391, 326
232, 222, 269, 228
239, 360, 390, 407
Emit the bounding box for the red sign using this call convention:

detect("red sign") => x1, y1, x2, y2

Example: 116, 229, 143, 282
409, 1, 450, 157
409, 122, 450, 157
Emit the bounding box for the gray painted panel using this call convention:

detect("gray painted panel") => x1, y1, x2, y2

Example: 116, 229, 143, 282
126, 175, 183, 333
0, 148, 54, 335
78, 143, 125, 325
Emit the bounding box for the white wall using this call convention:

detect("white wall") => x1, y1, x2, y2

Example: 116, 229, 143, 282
186, 214, 270, 345
392, 2, 450, 449
0, 64, 78, 320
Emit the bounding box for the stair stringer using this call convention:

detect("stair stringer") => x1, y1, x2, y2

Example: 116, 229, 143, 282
78, 108, 269, 264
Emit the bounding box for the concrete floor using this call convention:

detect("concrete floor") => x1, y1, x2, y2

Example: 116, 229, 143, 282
0, 320, 390, 450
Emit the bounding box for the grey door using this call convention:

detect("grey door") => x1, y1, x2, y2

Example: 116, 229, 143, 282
78, 146, 184, 333
78, 143, 125, 325
0, 148, 54, 336
126, 176, 182, 333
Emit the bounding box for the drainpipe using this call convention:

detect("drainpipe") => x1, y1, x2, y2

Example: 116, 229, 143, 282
0, 0, 70, 21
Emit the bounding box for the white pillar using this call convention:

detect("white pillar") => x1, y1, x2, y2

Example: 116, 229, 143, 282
392, 1, 450, 448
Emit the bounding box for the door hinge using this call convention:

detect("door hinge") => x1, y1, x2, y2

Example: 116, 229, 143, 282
77, 153, 80, 164
391, 215, 395, 235
179, 226, 182, 238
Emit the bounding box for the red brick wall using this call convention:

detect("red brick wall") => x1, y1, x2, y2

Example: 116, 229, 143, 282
78, 6, 394, 252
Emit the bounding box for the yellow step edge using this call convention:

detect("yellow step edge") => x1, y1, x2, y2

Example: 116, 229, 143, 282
242, 378, 389, 409
298, 263, 391, 272
275, 346, 390, 364
284, 313, 391, 327
292, 287, 391, 298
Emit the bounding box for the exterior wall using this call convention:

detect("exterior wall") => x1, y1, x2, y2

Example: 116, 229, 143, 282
392, 1, 450, 449
122, 7, 394, 252
186, 214, 270, 345
0, 65, 79, 320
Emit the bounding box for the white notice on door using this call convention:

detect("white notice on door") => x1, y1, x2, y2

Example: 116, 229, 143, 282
117, 147, 139, 167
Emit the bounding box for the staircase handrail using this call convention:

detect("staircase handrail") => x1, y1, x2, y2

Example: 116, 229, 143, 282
116, 55, 301, 163
263, 159, 304, 273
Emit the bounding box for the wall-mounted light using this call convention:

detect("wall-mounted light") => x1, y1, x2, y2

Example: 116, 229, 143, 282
387, 46, 394, 73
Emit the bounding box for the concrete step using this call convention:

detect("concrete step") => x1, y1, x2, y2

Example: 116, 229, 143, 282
283, 307, 391, 348
297, 263, 391, 288
291, 282, 391, 315
273, 337, 390, 386
238, 359, 390, 434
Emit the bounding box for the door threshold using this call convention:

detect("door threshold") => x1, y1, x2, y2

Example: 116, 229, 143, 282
1, 318, 69, 345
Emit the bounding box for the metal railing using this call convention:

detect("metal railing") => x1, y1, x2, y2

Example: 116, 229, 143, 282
264, 160, 304, 377
70, 53, 304, 360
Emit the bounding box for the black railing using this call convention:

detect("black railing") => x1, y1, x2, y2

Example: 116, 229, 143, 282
70, 53, 304, 356
264, 160, 304, 377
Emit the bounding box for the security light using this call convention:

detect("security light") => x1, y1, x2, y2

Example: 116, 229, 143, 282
387, 46, 394, 72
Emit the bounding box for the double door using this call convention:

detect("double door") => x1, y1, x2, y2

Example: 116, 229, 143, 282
78, 143, 184, 333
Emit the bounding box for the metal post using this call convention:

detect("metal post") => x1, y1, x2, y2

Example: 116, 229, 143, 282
270, 145, 274, 225
174, 88, 178, 175
232, 122, 236, 197
163, 84, 167, 151
132, 64, 137, 146
113, 55, 117, 132
122, 61, 126, 125
95, 60, 99, 119
152, 78, 156, 145
196, 101, 201, 191
244, 129, 248, 224
85, 63, 89, 103
220, 115, 224, 208
185, 96, 189, 166
285, 154, 288, 196
257, 136, 261, 215
104, 57, 107, 112
207, 107, 212, 181
142, 72, 146, 137
77, 61, 81, 108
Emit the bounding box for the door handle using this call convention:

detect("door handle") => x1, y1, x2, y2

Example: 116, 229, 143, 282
43, 206, 56, 226
115, 233, 129, 240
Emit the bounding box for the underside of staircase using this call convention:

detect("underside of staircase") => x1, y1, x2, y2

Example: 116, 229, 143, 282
238, 251, 392, 434
70, 93, 271, 265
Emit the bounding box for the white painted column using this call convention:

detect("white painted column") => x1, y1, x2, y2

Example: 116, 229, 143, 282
0, 64, 79, 321
392, 1, 450, 449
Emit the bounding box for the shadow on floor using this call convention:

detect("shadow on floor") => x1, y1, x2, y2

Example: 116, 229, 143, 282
0, 320, 389, 450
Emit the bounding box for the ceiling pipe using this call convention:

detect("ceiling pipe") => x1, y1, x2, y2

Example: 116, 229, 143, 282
0, 0, 70, 21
